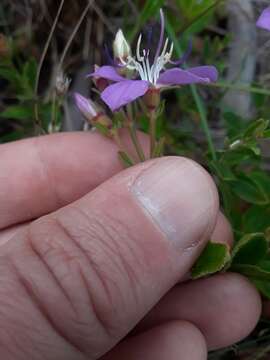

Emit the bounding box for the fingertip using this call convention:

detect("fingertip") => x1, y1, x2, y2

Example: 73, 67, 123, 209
138, 272, 261, 350
205, 273, 261, 350
130, 156, 219, 258
0, 130, 150, 228
102, 320, 207, 360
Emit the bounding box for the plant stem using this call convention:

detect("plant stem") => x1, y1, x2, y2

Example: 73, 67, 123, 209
34, 0, 65, 131
58, 0, 92, 71
165, 17, 217, 161
210, 81, 270, 96
149, 110, 156, 158
126, 105, 146, 161
190, 84, 217, 160
112, 128, 135, 165
49, 90, 57, 133
127, 121, 146, 161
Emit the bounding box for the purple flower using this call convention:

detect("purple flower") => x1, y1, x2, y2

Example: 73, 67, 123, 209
89, 10, 218, 112
257, 6, 270, 31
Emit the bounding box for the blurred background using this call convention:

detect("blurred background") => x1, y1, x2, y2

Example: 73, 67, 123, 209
1, 0, 270, 359
0, 1, 269, 142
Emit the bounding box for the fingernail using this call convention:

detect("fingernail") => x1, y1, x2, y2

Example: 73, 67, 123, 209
131, 157, 218, 250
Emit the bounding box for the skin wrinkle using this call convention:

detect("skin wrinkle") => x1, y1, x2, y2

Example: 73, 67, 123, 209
0, 150, 262, 358
28, 219, 81, 317
57, 205, 119, 325
30, 215, 118, 354
58, 204, 143, 336
0, 327, 39, 360
84, 209, 143, 307
1, 259, 79, 360
0, 268, 36, 360
27, 216, 123, 358
49, 213, 115, 340
8, 246, 84, 358
77, 265, 113, 342
2, 303, 64, 360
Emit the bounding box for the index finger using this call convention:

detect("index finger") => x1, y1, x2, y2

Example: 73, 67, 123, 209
0, 131, 148, 229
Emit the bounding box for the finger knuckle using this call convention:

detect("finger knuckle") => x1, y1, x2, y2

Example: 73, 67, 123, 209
27, 206, 144, 349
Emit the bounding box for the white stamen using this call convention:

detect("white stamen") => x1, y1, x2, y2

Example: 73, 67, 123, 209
161, 38, 169, 58
136, 34, 143, 61
125, 34, 173, 85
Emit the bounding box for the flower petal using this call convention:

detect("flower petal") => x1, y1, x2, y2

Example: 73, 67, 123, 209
101, 80, 149, 111
88, 65, 126, 82
186, 66, 218, 82
157, 66, 218, 85
257, 6, 270, 31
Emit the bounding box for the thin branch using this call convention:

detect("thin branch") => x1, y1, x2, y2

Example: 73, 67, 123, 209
34, 0, 65, 131
91, 2, 114, 33
34, 0, 65, 97
58, 0, 93, 71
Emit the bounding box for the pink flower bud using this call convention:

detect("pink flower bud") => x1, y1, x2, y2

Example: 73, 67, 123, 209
74, 93, 98, 120
74, 92, 112, 131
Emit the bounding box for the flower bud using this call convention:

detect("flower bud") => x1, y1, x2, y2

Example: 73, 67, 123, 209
113, 29, 131, 62
55, 71, 70, 96
74, 93, 112, 131
143, 88, 161, 111
74, 93, 98, 119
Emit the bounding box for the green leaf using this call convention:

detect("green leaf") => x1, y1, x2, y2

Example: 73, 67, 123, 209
223, 111, 246, 140
0, 66, 19, 82
229, 174, 269, 205
21, 58, 37, 96
222, 147, 258, 165
191, 242, 231, 279
242, 206, 270, 233
209, 160, 236, 181
230, 264, 270, 281
248, 171, 270, 197
23, 58, 37, 89
252, 279, 270, 299
0, 105, 33, 120
231, 233, 268, 265
0, 129, 26, 143
244, 118, 269, 139
175, 0, 218, 34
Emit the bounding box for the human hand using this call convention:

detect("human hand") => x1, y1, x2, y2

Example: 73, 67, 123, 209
0, 131, 261, 359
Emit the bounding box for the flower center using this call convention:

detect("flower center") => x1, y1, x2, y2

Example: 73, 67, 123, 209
122, 34, 173, 85
118, 10, 174, 85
